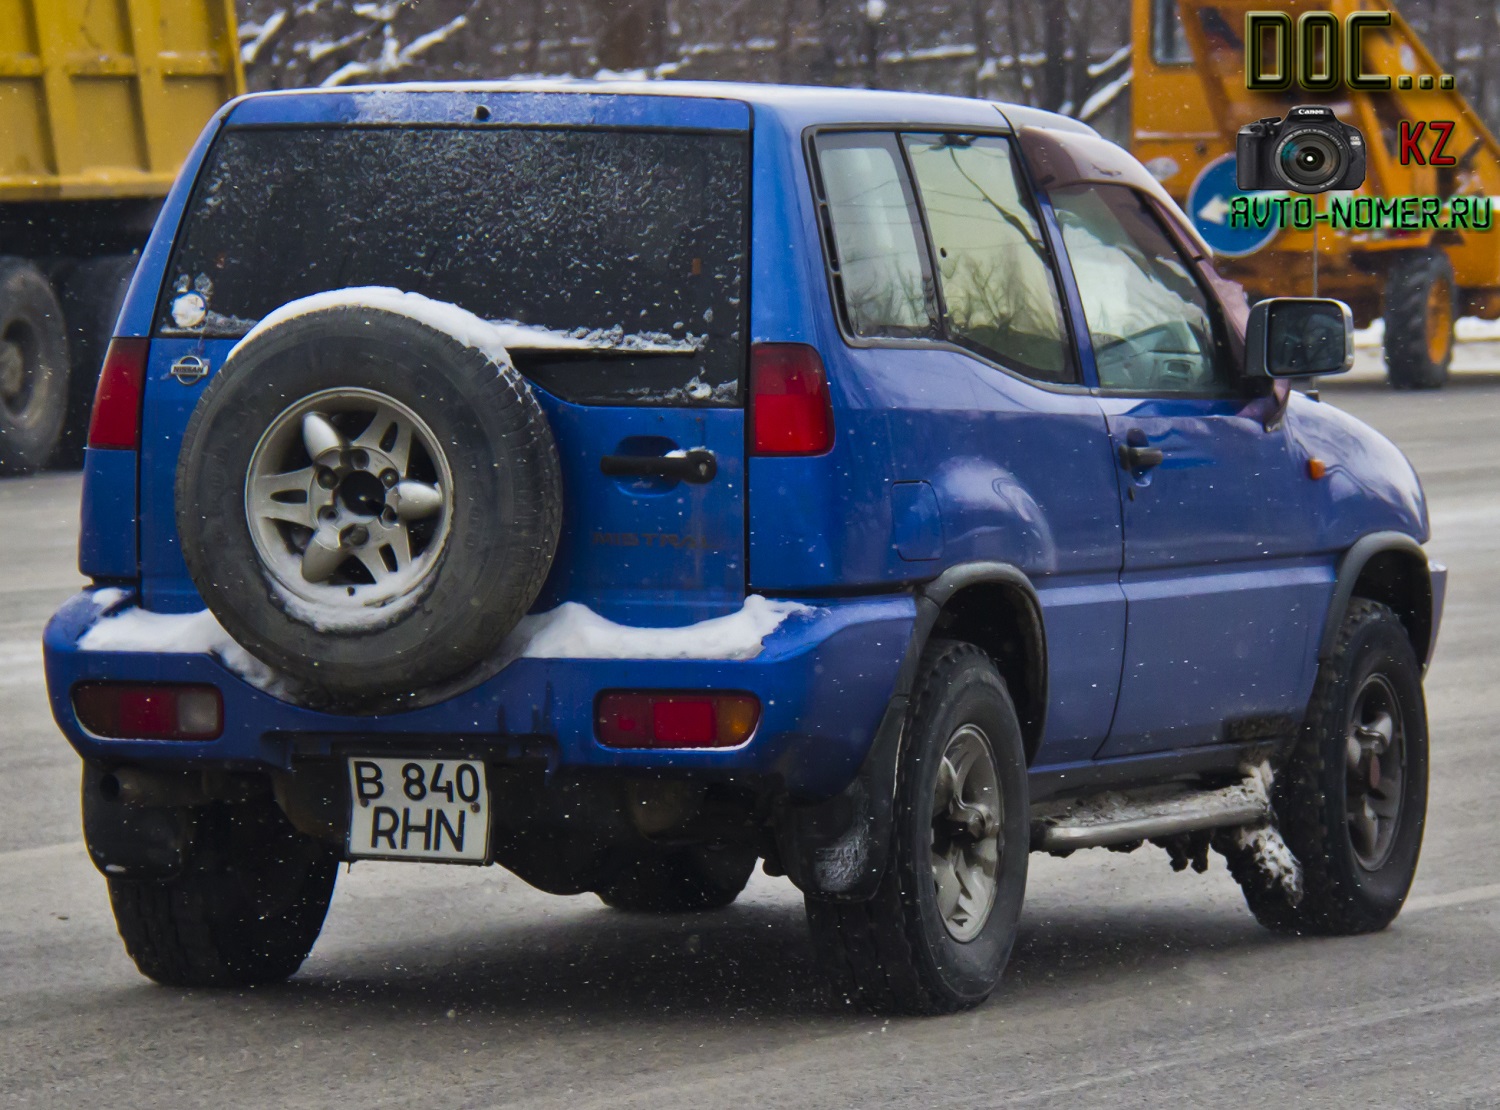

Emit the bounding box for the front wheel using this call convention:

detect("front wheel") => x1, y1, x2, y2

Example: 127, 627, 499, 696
1227, 599, 1428, 934
805, 640, 1029, 1014
105, 795, 339, 987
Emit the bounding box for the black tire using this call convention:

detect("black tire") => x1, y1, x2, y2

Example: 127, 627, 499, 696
1384, 251, 1454, 390
53, 254, 137, 468
1227, 600, 1428, 935
598, 844, 757, 912
804, 640, 1029, 1014
176, 306, 562, 710
105, 796, 339, 987
0, 257, 70, 475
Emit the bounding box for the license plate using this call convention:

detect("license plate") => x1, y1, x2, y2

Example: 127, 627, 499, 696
346, 756, 489, 863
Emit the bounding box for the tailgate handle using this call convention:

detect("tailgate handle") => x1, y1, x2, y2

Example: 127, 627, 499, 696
600, 448, 717, 484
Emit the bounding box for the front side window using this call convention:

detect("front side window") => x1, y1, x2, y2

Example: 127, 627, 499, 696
1052, 184, 1230, 395
813, 133, 935, 338
904, 133, 1075, 383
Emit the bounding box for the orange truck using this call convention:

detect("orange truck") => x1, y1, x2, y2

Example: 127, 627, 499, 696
0, 0, 241, 472
1132, 0, 1500, 387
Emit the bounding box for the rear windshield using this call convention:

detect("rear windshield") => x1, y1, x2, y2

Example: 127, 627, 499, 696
160, 125, 749, 405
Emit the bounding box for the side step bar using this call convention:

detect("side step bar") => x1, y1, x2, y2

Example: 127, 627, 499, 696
1033, 766, 1272, 853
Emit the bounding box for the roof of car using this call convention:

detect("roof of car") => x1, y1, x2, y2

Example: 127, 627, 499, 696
232, 79, 1100, 138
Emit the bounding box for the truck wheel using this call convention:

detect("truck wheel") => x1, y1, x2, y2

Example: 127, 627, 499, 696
54, 255, 137, 467
0, 257, 70, 475
1384, 251, 1454, 390
804, 641, 1028, 1014
1227, 600, 1428, 935
106, 796, 339, 987
598, 844, 757, 912
176, 305, 562, 710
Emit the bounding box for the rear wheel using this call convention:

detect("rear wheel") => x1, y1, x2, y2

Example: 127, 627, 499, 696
598, 844, 757, 912
106, 796, 339, 987
1384, 251, 1454, 390
805, 641, 1029, 1014
0, 257, 69, 475
1227, 599, 1428, 934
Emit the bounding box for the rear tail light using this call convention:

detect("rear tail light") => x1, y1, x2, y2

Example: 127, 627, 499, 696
86, 337, 150, 450
72, 682, 223, 740
751, 343, 834, 455
596, 691, 760, 749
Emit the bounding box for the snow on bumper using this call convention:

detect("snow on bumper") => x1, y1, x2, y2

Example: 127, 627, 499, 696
44, 589, 916, 801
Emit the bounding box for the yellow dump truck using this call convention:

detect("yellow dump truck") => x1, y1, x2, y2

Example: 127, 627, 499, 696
0, 0, 240, 472
1133, 0, 1500, 388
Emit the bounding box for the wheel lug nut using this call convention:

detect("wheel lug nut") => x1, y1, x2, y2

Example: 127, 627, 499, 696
380, 469, 398, 488
341, 525, 369, 547
350, 448, 370, 470
316, 467, 338, 489
380, 506, 397, 526
319, 506, 337, 522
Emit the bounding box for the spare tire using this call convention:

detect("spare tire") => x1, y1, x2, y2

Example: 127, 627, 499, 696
176, 304, 562, 710
0, 257, 70, 475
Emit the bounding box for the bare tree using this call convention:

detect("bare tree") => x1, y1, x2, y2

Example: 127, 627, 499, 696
234, 0, 1500, 143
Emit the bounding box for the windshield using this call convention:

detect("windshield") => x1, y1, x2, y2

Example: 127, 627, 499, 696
159, 125, 749, 404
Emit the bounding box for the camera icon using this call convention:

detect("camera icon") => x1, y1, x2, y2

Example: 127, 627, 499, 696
1236, 105, 1367, 194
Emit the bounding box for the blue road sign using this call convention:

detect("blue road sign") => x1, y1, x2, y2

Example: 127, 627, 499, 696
1186, 153, 1279, 258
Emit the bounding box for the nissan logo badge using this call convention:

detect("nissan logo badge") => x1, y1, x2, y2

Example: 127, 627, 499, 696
170, 355, 209, 385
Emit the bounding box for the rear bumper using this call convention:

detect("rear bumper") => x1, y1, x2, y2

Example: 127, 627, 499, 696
44, 589, 915, 802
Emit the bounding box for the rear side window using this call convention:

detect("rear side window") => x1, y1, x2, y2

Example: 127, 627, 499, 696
812, 133, 936, 339
161, 126, 748, 406
903, 134, 1076, 384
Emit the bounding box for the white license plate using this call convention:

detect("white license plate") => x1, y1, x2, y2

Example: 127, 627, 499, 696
346, 756, 489, 863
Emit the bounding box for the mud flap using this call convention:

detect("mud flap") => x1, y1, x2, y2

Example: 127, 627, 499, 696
776, 695, 906, 901
80, 766, 194, 881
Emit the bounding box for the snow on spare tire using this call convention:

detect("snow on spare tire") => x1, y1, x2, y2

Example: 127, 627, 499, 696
175, 289, 562, 710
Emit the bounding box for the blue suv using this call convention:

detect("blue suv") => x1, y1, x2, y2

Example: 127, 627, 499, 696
44, 82, 1445, 1014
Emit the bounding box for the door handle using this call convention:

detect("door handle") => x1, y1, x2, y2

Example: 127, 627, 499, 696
600, 448, 717, 484
1117, 443, 1165, 471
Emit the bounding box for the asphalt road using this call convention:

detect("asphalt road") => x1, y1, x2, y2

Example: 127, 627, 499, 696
3, 359, 1499, 1108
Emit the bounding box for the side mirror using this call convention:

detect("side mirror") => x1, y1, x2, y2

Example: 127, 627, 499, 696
1245, 297, 1354, 378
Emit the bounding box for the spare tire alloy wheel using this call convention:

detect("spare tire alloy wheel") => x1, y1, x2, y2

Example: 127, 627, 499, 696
247, 388, 453, 628
0, 257, 70, 475
177, 305, 563, 710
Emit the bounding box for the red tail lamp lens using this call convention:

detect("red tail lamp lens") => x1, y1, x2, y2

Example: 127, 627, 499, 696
86, 338, 150, 450
72, 683, 223, 740
596, 692, 760, 749
751, 343, 834, 456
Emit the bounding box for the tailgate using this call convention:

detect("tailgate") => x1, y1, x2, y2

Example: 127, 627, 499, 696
137, 93, 752, 627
